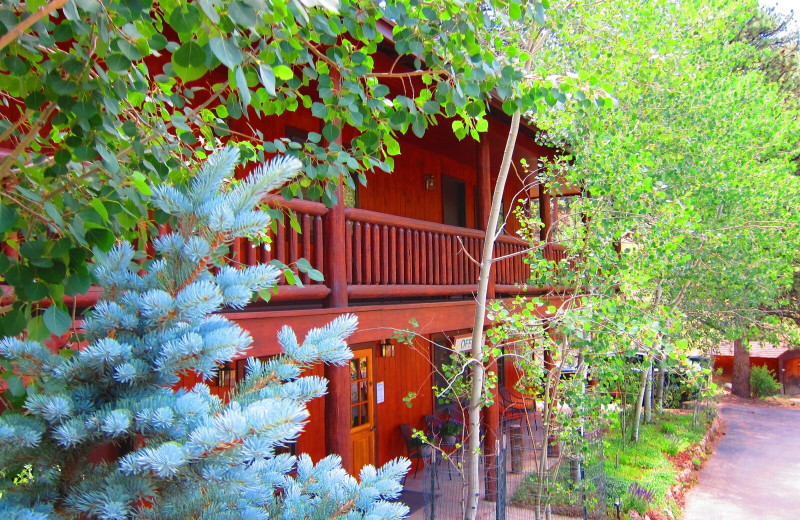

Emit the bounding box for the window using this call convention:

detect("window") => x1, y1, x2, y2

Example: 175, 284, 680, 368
551, 195, 579, 242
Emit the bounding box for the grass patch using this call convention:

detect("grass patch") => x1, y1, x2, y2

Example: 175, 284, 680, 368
605, 410, 714, 515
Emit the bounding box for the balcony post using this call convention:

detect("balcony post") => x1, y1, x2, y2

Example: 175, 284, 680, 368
323, 74, 353, 473
539, 182, 552, 247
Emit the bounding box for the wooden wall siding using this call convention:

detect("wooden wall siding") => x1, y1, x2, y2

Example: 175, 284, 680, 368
373, 335, 434, 466
295, 363, 327, 462
190, 358, 328, 462
356, 136, 479, 227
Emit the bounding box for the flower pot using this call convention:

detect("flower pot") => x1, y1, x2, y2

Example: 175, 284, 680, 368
442, 434, 457, 445
420, 445, 433, 458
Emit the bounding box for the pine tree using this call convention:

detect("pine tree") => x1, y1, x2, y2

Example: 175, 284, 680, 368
0, 148, 409, 519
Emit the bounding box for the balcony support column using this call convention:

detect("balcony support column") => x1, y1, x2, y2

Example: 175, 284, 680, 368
539, 182, 552, 245
323, 77, 352, 472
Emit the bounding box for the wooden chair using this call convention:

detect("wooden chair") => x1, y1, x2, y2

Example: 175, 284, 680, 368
499, 386, 538, 431
424, 414, 461, 479
399, 424, 424, 481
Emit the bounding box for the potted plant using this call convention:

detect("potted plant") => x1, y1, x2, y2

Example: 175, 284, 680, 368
411, 433, 433, 457
439, 418, 463, 445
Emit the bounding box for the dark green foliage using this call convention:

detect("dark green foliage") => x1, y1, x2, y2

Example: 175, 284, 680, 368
750, 365, 782, 398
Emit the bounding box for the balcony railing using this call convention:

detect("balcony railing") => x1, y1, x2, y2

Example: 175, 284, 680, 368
1, 196, 569, 308
228, 197, 567, 302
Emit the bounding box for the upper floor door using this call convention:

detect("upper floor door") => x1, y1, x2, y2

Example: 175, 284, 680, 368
442, 175, 467, 228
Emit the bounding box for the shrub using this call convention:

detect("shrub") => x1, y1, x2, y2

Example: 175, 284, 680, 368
605, 474, 630, 507
751, 365, 782, 398
663, 436, 680, 457
660, 421, 678, 435
622, 482, 654, 514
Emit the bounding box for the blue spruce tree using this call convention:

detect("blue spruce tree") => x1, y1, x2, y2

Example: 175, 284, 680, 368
0, 148, 409, 519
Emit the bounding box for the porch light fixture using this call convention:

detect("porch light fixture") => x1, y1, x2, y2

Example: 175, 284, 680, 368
216, 362, 235, 387
424, 174, 436, 191
380, 339, 395, 358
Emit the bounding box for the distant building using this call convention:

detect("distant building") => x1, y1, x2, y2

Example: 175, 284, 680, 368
712, 341, 800, 394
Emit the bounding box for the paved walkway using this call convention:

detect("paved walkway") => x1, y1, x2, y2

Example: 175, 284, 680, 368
684, 403, 800, 520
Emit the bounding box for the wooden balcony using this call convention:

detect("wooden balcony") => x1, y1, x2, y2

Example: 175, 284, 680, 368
1, 195, 568, 310
229, 196, 567, 305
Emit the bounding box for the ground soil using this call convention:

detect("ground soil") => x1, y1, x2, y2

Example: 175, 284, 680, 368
659, 413, 724, 514
721, 391, 800, 410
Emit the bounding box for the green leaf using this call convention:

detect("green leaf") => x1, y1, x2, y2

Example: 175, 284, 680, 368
91, 199, 109, 222
86, 228, 115, 252
228, 2, 256, 27
422, 100, 440, 114
0, 306, 26, 337
6, 375, 25, 397
258, 64, 276, 96
0, 204, 18, 234
168, 4, 201, 33
198, 0, 220, 24
131, 172, 152, 195
37, 260, 66, 284
235, 67, 251, 107
106, 53, 131, 73
117, 39, 142, 61
23, 281, 48, 301
209, 37, 243, 68
296, 257, 312, 271
273, 65, 293, 81
64, 272, 92, 296
172, 41, 207, 82
43, 306, 72, 336
322, 123, 340, 142
534, 2, 546, 25
26, 316, 49, 342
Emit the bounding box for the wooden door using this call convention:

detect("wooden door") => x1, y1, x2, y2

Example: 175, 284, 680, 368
785, 359, 800, 395
350, 349, 375, 476
442, 175, 467, 227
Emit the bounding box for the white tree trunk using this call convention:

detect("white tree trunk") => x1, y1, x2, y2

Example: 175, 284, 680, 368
644, 360, 652, 423
630, 367, 648, 443
464, 109, 521, 520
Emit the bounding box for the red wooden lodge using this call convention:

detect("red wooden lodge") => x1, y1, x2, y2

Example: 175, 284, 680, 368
0, 21, 579, 491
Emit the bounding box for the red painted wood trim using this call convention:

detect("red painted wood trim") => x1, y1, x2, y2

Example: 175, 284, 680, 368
301, 215, 312, 284
268, 285, 331, 301
364, 223, 372, 284
389, 227, 397, 285
262, 194, 329, 217
0, 285, 104, 308
346, 207, 487, 239
354, 222, 362, 285
348, 284, 479, 299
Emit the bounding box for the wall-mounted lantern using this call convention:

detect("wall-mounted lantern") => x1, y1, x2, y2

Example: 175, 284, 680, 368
424, 174, 436, 191
216, 362, 235, 387
380, 339, 395, 358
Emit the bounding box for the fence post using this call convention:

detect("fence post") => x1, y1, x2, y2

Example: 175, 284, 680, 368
428, 449, 436, 520
496, 438, 506, 520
